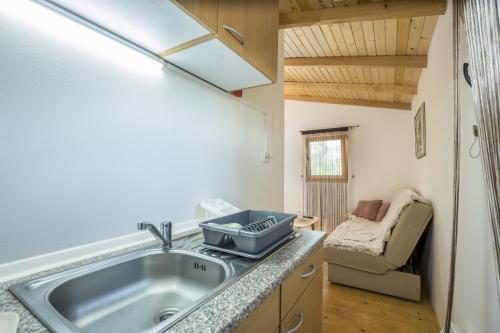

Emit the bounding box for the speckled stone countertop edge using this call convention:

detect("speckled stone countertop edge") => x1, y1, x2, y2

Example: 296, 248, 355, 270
0, 230, 326, 333
167, 231, 326, 333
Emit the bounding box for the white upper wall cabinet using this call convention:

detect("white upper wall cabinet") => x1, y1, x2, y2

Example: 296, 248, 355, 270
166, 0, 279, 91
51, 0, 278, 91
51, 0, 210, 54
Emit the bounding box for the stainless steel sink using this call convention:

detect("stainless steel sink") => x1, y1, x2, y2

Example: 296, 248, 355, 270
10, 246, 261, 333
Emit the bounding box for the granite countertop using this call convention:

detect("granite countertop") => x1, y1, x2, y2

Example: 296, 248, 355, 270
0, 230, 326, 333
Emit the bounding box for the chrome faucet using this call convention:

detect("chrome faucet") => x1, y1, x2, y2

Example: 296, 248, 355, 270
137, 221, 172, 249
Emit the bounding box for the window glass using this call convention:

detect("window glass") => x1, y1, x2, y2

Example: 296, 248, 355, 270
306, 134, 347, 182
309, 139, 342, 176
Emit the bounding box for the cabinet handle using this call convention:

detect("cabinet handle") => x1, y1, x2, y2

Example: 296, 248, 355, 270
223, 24, 245, 45
300, 264, 316, 278
285, 312, 304, 333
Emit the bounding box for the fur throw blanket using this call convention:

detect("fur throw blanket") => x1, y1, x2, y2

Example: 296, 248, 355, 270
324, 188, 429, 256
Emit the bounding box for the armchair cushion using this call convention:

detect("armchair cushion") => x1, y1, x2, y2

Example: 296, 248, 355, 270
324, 246, 395, 274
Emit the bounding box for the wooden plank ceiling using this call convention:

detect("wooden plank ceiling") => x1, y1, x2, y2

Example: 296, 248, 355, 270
279, 0, 446, 110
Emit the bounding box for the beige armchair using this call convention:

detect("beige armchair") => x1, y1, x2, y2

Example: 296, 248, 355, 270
324, 202, 433, 301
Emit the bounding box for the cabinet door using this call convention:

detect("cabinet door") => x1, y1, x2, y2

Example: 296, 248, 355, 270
281, 270, 323, 333
281, 246, 323, 319
217, 0, 279, 82
172, 0, 219, 33
234, 288, 280, 333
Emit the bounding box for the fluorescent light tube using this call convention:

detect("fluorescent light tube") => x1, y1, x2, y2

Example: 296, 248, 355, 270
0, 0, 164, 76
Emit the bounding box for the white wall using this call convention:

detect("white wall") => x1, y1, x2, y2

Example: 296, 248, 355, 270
413, 0, 500, 330
411, 3, 454, 325
0, 12, 284, 264
284, 102, 415, 215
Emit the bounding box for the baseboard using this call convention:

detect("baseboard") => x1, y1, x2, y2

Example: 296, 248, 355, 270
440, 323, 460, 333
0, 218, 203, 283
420, 278, 441, 331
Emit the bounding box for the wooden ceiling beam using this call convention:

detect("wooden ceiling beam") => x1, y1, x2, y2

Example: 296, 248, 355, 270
279, 0, 447, 29
284, 56, 427, 68
285, 95, 411, 111
286, 82, 417, 95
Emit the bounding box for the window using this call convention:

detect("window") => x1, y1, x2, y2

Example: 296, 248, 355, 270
306, 134, 348, 182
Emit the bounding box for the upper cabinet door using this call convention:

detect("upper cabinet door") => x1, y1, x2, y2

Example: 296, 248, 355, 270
217, 0, 279, 82
172, 0, 219, 34
51, 0, 210, 54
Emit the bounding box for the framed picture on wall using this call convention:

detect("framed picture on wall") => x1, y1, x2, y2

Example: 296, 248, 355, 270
414, 102, 426, 159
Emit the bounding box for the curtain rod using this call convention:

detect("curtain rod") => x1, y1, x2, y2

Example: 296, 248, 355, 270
300, 125, 359, 135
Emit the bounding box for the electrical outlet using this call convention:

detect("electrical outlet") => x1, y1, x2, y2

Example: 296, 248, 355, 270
261, 152, 271, 163
472, 125, 479, 137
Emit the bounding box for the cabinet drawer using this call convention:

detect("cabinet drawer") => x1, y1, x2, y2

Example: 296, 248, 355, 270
281, 246, 323, 319
234, 288, 280, 333
281, 271, 323, 333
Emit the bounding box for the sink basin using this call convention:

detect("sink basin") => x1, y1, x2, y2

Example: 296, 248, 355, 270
10, 247, 258, 333
48, 250, 228, 333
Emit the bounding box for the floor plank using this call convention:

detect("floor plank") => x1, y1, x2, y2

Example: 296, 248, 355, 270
322, 263, 440, 333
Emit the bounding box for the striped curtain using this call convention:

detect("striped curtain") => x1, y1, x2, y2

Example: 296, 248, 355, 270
462, 0, 500, 282
443, 2, 500, 333
302, 131, 348, 233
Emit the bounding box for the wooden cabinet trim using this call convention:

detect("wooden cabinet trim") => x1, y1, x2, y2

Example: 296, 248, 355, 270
158, 33, 215, 58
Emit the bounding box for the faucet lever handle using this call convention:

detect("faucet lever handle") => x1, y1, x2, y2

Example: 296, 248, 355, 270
160, 221, 172, 246
137, 222, 150, 230
160, 221, 172, 233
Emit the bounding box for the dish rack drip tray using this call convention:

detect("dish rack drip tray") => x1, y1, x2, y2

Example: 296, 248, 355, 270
203, 232, 300, 260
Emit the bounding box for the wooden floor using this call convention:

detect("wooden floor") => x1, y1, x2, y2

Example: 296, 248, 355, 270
322, 264, 440, 333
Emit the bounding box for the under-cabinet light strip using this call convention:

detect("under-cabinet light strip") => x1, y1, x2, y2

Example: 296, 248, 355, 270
1, 0, 166, 74
31, 0, 167, 65
1, 0, 249, 92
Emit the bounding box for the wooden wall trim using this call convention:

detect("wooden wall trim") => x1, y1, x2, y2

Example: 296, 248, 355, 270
285, 95, 412, 111
279, 0, 447, 29
284, 56, 427, 68
285, 82, 418, 95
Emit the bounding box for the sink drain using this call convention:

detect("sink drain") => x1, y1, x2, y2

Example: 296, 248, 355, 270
154, 308, 179, 323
